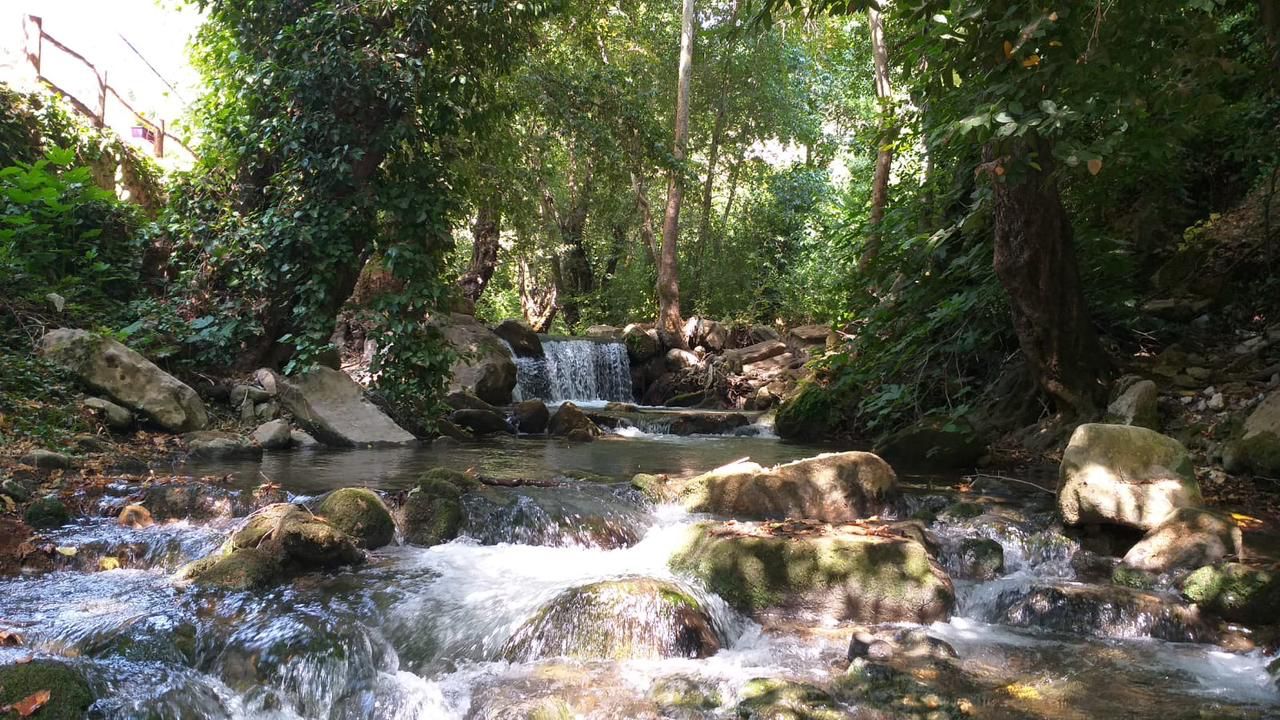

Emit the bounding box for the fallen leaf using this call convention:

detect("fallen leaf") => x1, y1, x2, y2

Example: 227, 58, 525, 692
54, 546, 77, 557
1087, 158, 1103, 175
1, 495, 14, 512
11, 689, 51, 717
99, 556, 121, 571
1003, 40, 1013, 59
1004, 683, 1042, 701
1021, 54, 1041, 68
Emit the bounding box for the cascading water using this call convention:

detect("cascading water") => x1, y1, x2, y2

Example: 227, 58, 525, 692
508, 338, 633, 403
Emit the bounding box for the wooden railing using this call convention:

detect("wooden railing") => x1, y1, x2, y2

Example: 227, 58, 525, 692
22, 14, 195, 161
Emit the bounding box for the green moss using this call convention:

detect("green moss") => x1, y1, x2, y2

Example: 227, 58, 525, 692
737, 678, 844, 720
316, 488, 395, 549
418, 467, 480, 491
1182, 563, 1280, 624
670, 524, 953, 623
0, 660, 94, 720
774, 381, 849, 441
957, 538, 1004, 580
23, 496, 69, 529
178, 548, 281, 590
939, 502, 984, 521
649, 676, 721, 710
403, 478, 465, 547
1112, 565, 1157, 591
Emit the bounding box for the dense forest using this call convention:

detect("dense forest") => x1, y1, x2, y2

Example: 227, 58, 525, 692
2, 0, 1280, 718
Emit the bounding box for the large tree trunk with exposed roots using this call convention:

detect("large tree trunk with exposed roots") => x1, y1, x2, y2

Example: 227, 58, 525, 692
988, 137, 1109, 419
657, 0, 695, 350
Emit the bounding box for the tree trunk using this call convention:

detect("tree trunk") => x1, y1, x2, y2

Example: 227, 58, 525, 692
519, 256, 558, 333
988, 136, 1109, 419
458, 205, 500, 308
861, 0, 893, 272
1264, 0, 1280, 83
657, 0, 695, 349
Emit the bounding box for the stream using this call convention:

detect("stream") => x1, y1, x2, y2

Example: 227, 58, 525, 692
2, 338, 1278, 718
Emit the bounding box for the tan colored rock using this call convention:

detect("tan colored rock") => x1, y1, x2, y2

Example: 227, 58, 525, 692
40, 328, 207, 432
1057, 424, 1201, 531
1122, 507, 1242, 573
432, 312, 517, 405
271, 366, 416, 447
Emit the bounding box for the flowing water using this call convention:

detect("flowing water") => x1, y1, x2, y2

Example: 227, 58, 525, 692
3, 431, 1279, 718
509, 338, 633, 403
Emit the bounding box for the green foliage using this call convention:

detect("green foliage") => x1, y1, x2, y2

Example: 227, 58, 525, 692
0, 148, 142, 306
161, 0, 547, 416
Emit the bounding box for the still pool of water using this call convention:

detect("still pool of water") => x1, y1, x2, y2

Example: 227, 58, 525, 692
2, 432, 1278, 719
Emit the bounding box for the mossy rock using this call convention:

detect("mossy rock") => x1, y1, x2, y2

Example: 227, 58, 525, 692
954, 538, 1004, 581
1112, 565, 1157, 591
402, 476, 470, 547
670, 523, 953, 624
938, 502, 984, 521
773, 381, 848, 442
176, 547, 281, 591
0, 660, 94, 720
649, 676, 721, 711
316, 488, 395, 549
502, 578, 721, 661
226, 503, 364, 569
23, 495, 69, 529
736, 678, 845, 720
1181, 563, 1280, 624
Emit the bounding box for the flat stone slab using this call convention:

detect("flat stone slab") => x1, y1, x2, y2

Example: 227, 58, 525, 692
270, 367, 416, 447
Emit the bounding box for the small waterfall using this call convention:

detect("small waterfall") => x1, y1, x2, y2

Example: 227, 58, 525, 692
510, 338, 633, 403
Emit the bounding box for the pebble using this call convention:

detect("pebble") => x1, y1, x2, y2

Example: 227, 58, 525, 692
1207, 393, 1225, 411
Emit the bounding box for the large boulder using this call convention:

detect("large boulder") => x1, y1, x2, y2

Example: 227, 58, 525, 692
1223, 390, 1280, 475
723, 340, 788, 367
773, 381, 848, 441
271, 366, 417, 447
40, 328, 208, 432
502, 578, 721, 661
183, 431, 263, 460
492, 319, 544, 358
670, 522, 954, 624
433, 312, 518, 405
316, 488, 395, 549
584, 324, 623, 340
177, 503, 363, 589
623, 324, 660, 364
1181, 563, 1280, 624
512, 399, 550, 434
647, 452, 897, 523
251, 419, 292, 450
450, 408, 513, 435
874, 419, 985, 471
0, 660, 94, 720
1057, 424, 1201, 531
992, 582, 1213, 642
1103, 376, 1160, 430
548, 402, 601, 439
401, 468, 478, 547
1121, 507, 1242, 574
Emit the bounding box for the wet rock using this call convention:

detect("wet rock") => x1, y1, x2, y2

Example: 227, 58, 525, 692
434, 312, 518, 405
548, 402, 601, 439
84, 395, 133, 430
670, 522, 954, 624
512, 399, 550, 434
18, 449, 71, 470
1057, 424, 1201, 531
316, 488, 395, 549
649, 676, 721, 712
0, 660, 94, 720
176, 546, 282, 590
773, 381, 843, 441
875, 420, 985, 471
450, 408, 513, 435
503, 578, 721, 661
1, 477, 32, 503
1104, 377, 1160, 430
24, 495, 69, 529
1222, 389, 1280, 475
1181, 563, 1280, 624
652, 452, 897, 522
141, 482, 245, 521
493, 319, 544, 358
183, 431, 262, 460
623, 323, 660, 363
668, 412, 749, 436
952, 538, 1005, 580
401, 468, 478, 547
291, 429, 320, 448
118, 504, 154, 528
463, 485, 647, 549
736, 678, 844, 720
436, 418, 474, 443
847, 626, 957, 664
40, 328, 209, 432
445, 390, 499, 412
271, 366, 417, 447
1121, 507, 1242, 574
251, 418, 292, 450
991, 582, 1214, 642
